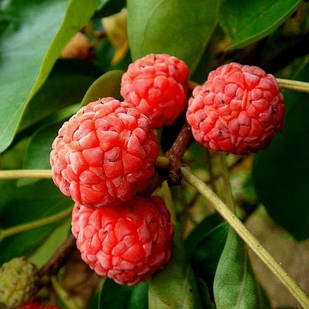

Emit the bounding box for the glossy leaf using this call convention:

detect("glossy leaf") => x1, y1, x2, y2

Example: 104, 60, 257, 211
186, 214, 223, 257
0, 0, 100, 151
19, 101, 81, 187
98, 279, 148, 309
252, 60, 309, 240
128, 282, 148, 309
220, 0, 302, 50
127, 0, 220, 72
197, 278, 215, 309
213, 228, 271, 309
18, 122, 62, 187
149, 226, 202, 309
186, 215, 228, 286
80, 70, 123, 106
29, 219, 70, 267
0, 179, 71, 264
19, 59, 101, 131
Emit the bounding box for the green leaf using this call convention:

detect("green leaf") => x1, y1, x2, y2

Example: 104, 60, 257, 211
197, 278, 215, 309
252, 59, 309, 240
0, 179, 71, 264
186, 214, 223, 257
18, 122, 62, 187
19, 59, 101, 132
29, 219, 70, 267
0, 0, 100, 151
127, 0, 220, 72
19, 101, 82, 187
220, 0, 302, 50
1, 138, 30, 170
128, 282, 148, 309
149, 226, 202, 309
186, 215, 228, 286
80, 70, 123, 107
213, 228, 271, 309
98, 279, 148, 309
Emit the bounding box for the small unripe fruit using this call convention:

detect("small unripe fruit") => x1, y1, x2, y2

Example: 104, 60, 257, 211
0, 257, 38, 308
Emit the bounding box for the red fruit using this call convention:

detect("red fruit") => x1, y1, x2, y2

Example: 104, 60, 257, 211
186, 63, 285, 154
72, 196, 174, 285
50, 98, 159, 208
19, 303, 61, 309
121, 53, 189, 128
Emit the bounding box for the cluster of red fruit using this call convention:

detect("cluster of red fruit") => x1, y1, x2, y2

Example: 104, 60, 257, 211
50, 54, 284, 285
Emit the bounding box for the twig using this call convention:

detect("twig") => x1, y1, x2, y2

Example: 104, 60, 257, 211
0, 169, 52, 179
219, 153, 236, 213
165, 121, 193, 185
277, 78, 309, 93
1, 208, 72, 239
181, 166, 309, 309
38, 234, 76, 277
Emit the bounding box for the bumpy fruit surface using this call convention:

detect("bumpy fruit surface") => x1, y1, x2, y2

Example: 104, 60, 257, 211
121, 53, 189, 128
50, 98, 159, 208
19, 303, 61, 309
186, 63, 285, 154
0, 257, 38, 308
72, 196, 174, 285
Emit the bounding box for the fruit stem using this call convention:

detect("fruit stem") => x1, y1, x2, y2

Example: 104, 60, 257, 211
156, 156, 170, 169
219, 153, 236, 213
0, 157, 169, 180
181, 166, 309, 309
1, 207, 72, 239
277, 78, 309, 93
0, 169, 52, 179
51, 276, 81, 309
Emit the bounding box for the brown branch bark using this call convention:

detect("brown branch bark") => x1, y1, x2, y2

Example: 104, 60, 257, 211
165, 121, 193, 185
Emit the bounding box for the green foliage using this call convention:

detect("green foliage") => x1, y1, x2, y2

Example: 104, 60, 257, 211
127, 0, 220, 72
18, 122, 62, 187
213, 228, 271, 309
80, 70, 123, 106
19, 59, 101, 132
186, 214, 228, 286
0, 0, 99, 152
149, 226, 202, 309
253, 59, 309, 240
29, 220, 70, 267
0, 179, 71, 264
220, 0, 302, 50
99, 279, 148, 309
